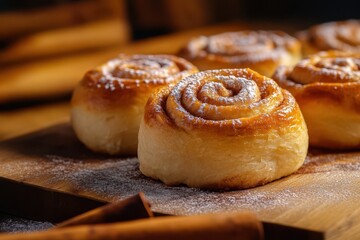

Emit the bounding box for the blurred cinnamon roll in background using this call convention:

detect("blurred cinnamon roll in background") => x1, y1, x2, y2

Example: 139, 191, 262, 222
71, 54, 198, 155
297, 20, 360, 56
272, 51, 360, 149
178, 31, 301, 77
138, 69, 308, 190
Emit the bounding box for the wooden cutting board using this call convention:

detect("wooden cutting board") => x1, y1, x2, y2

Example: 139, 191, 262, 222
0, 123, 359, 239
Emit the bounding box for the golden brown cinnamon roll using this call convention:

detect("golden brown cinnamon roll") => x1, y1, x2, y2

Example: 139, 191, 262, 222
272, 51, 360, 149
179, 31, 301, 77
71, 54, 198, 155
297, 20, 360, 56
138, 69, 308, 190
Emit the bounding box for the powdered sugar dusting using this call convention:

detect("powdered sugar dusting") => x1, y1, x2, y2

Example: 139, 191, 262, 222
2, 152, 360, 218
186, 31, 298, 64
0, 214, 53, 233
1, 125, 360, 224
165, 69, 284, 129
297, 151, 360, 174
94, 54, 197, 90
309, 20, 360, 52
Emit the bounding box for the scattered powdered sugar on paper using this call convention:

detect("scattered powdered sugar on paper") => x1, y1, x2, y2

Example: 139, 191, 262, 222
0, 214, 53, 233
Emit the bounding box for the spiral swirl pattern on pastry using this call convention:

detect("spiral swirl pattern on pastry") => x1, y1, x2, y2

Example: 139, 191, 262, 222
164, 69, 292, 133
71, 54, 198, 155
139, 69, 308, 190
90, 54, 197, 90
273, 51, 360, 149
179, 31, 301, 77
297, 20, 360, 55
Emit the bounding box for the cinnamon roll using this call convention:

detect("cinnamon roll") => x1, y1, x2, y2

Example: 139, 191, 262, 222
179, 31, 301, 77
71, 54, 198, 155
297, 20, 360, 56
272, 51, 360, 149
138, 69, 308, 190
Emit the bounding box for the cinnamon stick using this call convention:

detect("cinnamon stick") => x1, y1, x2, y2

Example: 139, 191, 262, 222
0, 212, 263, 240
56, 192, 153, 228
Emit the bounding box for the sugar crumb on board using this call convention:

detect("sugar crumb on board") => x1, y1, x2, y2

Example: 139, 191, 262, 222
0, 214, 53, 233
3, 153, 359, 217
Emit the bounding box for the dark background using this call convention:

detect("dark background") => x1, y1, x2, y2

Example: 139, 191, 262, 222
127, 0, 360, 39
0, 0, 359, 40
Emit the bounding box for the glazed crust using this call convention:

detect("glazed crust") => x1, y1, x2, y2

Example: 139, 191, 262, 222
179, 31, 301, 77
297, 20, 360, 56
139, 69, 308, 190
71, 54, 198, 155
272, 51, 360, 149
